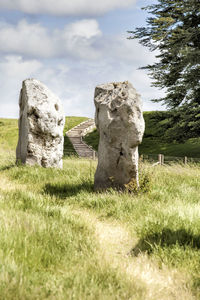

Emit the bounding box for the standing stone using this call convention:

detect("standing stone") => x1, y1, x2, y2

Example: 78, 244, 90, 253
16, 79, 65, 168
94, 81, 145, 191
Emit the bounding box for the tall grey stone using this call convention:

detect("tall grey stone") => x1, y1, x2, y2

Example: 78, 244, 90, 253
94, 81, 145, 191
16, 79, 65, 168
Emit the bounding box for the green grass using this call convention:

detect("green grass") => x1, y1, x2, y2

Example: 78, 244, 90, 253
0, 118, 18, 153
84, 112, 200, 158
2, 114, 200, 158
0, 116, 88, 157
1, 115, 200, 298
139, 137, 200, 157
63, 116, 88, 133
63, 116, 88, 156
84, 128, 99, 152
0, 155, 200, 298
0, 157, 145, 299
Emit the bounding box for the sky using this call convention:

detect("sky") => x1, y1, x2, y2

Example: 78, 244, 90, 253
0, 0, 165, 118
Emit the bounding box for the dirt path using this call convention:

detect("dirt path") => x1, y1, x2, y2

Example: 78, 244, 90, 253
73, 209, 194, 300
0, 170, 194, 299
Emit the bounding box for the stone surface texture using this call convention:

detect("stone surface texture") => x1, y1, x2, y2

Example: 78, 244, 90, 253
94, 81, 145, 191
16, 79, 65, 168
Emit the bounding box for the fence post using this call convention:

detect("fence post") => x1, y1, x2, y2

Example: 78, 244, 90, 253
158, 154, 164, 165
158, 154, 162, 165
184, 156, 187, 165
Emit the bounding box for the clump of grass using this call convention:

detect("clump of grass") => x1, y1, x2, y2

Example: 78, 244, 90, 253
124, 166, 152, 194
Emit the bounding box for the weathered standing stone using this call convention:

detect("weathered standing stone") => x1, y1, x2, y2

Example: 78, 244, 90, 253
94, 81, 145, 191
16, 79, 65, 168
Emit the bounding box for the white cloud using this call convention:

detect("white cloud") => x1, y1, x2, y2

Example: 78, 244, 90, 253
0, 0, 136, 16
58, 19, 102, 60
129, 69, 165, 111
0, 19, 101, 59
0, 18, 165, 119
0, 20, 54, 58
0, 54, 165, 119
0, 56, 43, 118
98, 35, 157, 66
0, 19, 156, 65
0, 55, 96, 118
0, 56, 42, 77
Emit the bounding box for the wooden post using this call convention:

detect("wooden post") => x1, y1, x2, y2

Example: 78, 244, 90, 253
93, 150, 95, 160
184, 156, 187, 164
158, 154, 162, 165
162, 154, 165, 165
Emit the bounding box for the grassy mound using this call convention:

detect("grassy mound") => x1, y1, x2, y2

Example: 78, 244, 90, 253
84, 112, 200, 158
0, 118, 18, 152
63, 116, 88, 156
63, 116, 88, 133
0, 116, 88, 157
2, 113, 200, 158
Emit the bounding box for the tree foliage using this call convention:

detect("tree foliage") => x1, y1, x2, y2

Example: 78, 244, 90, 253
128, 0, 200, 140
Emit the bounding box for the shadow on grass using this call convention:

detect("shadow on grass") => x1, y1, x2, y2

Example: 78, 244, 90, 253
132, 228, 200, 256
63, 136, 78, 157
0, 163, 16, 171
43, 181, 94, 198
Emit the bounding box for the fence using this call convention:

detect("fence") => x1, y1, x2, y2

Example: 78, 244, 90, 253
140, 154, 200, 165
64, 152, 200, 165
1, 151, 200, 167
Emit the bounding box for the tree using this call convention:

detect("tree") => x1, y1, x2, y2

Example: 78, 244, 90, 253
128, 0, 200, 141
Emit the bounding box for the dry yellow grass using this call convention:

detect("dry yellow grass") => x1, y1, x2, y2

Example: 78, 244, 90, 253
0, 154, 199, 298
73, 209, 194, 300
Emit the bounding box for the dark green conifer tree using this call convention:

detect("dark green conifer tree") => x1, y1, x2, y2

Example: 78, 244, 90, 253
128, 0, 200, 141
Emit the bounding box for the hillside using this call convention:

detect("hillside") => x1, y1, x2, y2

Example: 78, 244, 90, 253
0, 116, 200, 298
0, 117, 88, 157
0, 118, 18, 152
1, 114, 200, 158
84, 112, 200, 158
63, 116, 88, 156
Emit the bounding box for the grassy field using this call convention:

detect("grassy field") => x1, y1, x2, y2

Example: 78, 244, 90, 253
0, 118, 18, 152
84, 128, 200, 158
1, 114, 200, 158
84, 112, 200, 158
0, 117, 200, 299
0, 117, 87, 157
